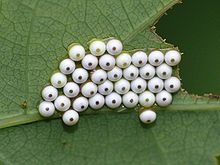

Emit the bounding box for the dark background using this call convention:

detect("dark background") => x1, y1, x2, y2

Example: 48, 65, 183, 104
157, 0, 220, 95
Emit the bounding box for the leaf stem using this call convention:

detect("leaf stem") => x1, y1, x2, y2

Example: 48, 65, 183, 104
0, 103, 220, 129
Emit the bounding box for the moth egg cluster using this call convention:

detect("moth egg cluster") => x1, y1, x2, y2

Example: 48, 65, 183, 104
39, 38, 181, 126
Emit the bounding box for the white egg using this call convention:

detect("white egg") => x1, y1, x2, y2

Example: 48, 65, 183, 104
148, 77, 164, 93
72, 68, 89, 84
89, 40, 106, 56
123, 65, 139, 81
164, 76, 181, 93
62, 110, 79, 126
54, 95, 71, 111
63, 82, 80, 98
139, 110, 156, 124
98, 80, 114, 96
82, 54, 98, 70
156, 90, 172, 107
69, 44, 85, 61
99, 54, 116, 70
73, 97, 89, 112
51, 72, 67, 88
132, 51, 148, 67
139, 91, 155, 107
148, 50, 164, 66
131, 77, 147, 94
91, 69, 107, 85
122, 91, 139, 108
156, 63, 172, 79
107, 66, 122, 82
59, 59, 76, 75
106, 39, 123, 55
89, 93, 105, 110
165, 50, 181, 66
81, 82, 98, 98
38, 101, 55, 117
139, 64, 156, 80
42, 85, 58, 101
105, 92, 122, 108
116, 53, 132, 68
114, 78, 130, 95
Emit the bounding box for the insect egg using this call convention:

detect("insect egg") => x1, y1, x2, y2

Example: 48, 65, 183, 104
59, 59, 76, 75
89, 40, 106, 56
73, 97, 89, 112
38, 101, 55, 117
165, 50, 181, 66
131, 77, 147, 94
156, 63, 172, 79
107, 66, 123, 82
116, 53, 132, 68
139, 110, 156, 124
69, 44, 85, 61
123, 65, 139, 81
105, 92, 122, 108
98, 80, 114, 96
114, 78, 130, 95
89, 93, 105, 110
91, 69, 107, 85
54, 95, 71, 111
72, 68, 89, 84
139, 64, 156, 80
148, 77, 164, 93
62, 110, 79, 126
139, 91, 155, 107
148, 50, 164, 66
51, 72, 67, 88
99, 54, 116, 71
63, 82, 80, 98
106, 39, 123, 55
132, 51, 148, 67
122, 91, 139, 108
42, 85, 58, 101
82, 54, 98, 70
81, 82, 98, 98
155, 90, 172, 107
164, 76, 181, 93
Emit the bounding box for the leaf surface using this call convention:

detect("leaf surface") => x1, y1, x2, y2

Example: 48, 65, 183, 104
0, 0, 220, 164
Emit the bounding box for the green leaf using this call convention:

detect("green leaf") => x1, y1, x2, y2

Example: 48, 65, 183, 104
0, 0, 220, 164
0, 0, 181, 128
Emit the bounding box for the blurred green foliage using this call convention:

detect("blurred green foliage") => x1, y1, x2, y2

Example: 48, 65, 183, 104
157, 0, 220, 94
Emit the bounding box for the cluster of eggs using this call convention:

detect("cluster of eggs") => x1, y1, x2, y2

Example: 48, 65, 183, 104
38, 38, 181, 126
